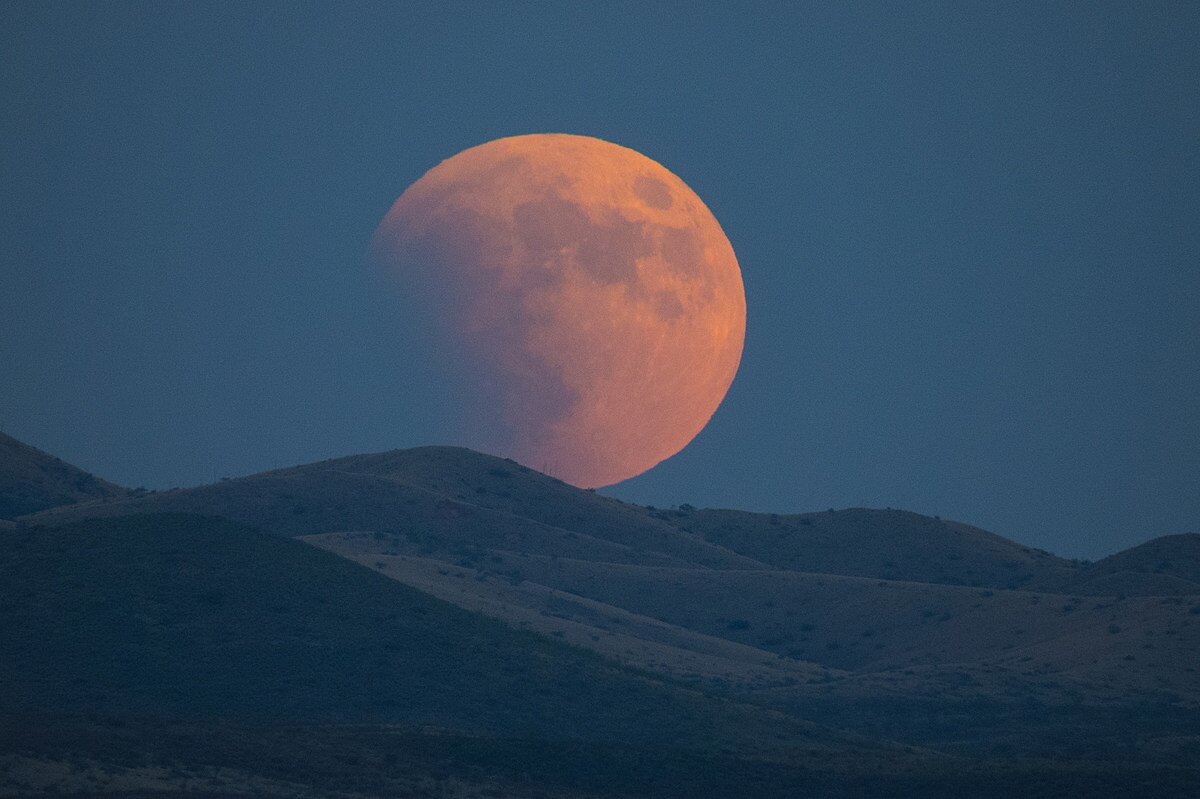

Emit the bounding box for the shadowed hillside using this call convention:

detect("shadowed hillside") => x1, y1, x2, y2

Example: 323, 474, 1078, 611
6, 438, 1200, 796
24, 448, 763, 569
0, 433, 125, 518
1045, 534, 1200, 596
23, 445, 1077, 587
312, 533, 1200, 704
5, 513, 1197, 798
680, 507, 1079, 588
0, 513, 812, 751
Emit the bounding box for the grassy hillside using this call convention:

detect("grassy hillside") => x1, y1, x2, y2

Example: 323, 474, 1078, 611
521, 559, 1200, 699
10, 513, 1077, 799
1047, 534, 1200, 596
0, 513, 816, 751
0, 433, 125, 518
23, 445, 1081, 588
312, 533, 1200, 705
4, 439, 1200, 796
681, 507, 1078, 588
23, 448, 761, 569
307, 532, 837, 690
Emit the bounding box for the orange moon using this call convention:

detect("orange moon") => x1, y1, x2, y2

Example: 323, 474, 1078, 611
372, 134, 745, 488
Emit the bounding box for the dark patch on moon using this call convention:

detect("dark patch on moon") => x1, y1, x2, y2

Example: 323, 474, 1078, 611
659, 226, 706, 278
634, 176, 673, 209
654, 291, 685, 321
513, 193, 653, 285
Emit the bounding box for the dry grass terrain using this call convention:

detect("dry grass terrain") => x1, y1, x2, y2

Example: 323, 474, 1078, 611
307, 532, 834, 689
4, 439, 1199, 796
309, 534, 1200, 706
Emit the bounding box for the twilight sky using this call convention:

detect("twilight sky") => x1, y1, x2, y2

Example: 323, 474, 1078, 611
2, 2, 1197, 558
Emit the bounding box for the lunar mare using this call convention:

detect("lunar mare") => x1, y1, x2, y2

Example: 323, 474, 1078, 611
372, 134, 745, 487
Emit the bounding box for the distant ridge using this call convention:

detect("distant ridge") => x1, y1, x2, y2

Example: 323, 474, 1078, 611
680, 507, 1077, 589
1047, 533, 1200, 596
0, 432, 125, 519
23, 444, 1078, 588
21, 441, 1198, 598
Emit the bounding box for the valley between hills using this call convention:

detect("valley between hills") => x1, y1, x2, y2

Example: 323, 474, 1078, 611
2, 432, 1198, 797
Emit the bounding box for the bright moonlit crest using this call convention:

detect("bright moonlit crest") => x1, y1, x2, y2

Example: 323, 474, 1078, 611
372, 134, 745, 487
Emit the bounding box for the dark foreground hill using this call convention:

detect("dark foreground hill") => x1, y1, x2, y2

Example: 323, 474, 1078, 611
0, 514, 801, 747
0, 513, 891, 798
5, 513, 1198, 798
0, 433, 125, 518
4, 439, 1200, 797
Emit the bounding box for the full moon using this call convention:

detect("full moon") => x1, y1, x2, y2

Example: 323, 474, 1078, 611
372, 134, 745, 488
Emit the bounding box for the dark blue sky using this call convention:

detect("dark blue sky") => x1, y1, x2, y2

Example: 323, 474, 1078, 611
3, 2, 1197, 558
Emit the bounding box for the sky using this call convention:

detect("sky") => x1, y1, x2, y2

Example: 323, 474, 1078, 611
2, 2, 1197, 559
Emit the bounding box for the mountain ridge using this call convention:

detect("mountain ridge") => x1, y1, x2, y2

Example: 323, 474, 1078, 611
15, 444, 1080, 587
10, 440, 1197, 596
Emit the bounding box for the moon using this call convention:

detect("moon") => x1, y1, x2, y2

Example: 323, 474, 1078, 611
372, 134, 745, 488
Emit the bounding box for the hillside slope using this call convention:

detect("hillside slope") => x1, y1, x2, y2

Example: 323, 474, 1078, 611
0, 433, 124, 518
0, 513, 813, 751
23, 445, 1079, 588
311, 532, 1200, 706
23, 448, 762, 569
1045, 534, 1200, 596
5, 442, 1200, 796
681, 507, 1077, 589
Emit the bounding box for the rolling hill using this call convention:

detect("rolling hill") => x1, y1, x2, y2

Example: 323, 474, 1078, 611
311, 532, 1200, 704
0, 513, 808, 749
22, 445, 1082, 588
4, 513, 911, 797
0, 433, 125, 518
4, 435, 1200, 796
1047, 534, 1200, 596
680, 506, 1078, 588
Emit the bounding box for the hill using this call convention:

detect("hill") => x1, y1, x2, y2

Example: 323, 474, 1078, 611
0, 433, 125, 518
680, 506, 1078, 589
1046, 534, 1200, 596
23, 445, 1075, 588
24, 513, 1109, 799
5, 437, 1200, 796
312, 532, 1200, 704
5, 516, 1198, 798
0, 513, 811, 749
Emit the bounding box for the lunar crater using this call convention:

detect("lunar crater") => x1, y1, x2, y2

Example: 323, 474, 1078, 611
512, 192, 653, 287
633, 175, 673, 209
